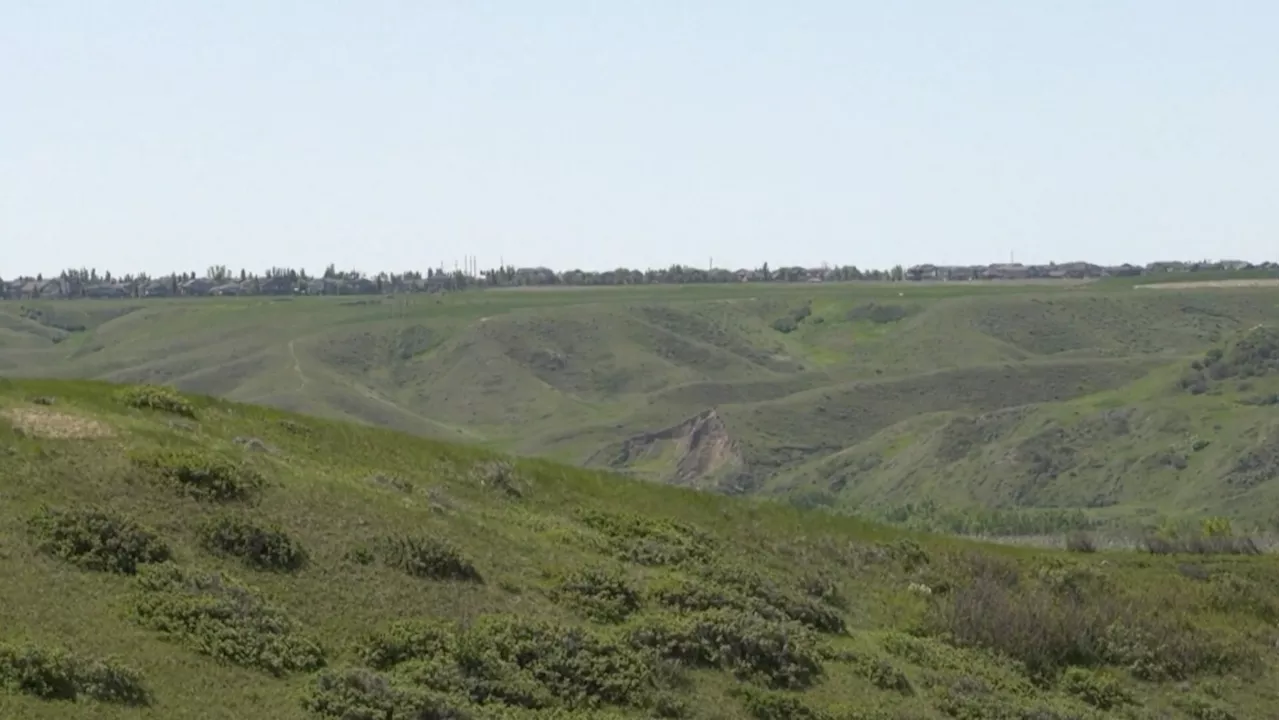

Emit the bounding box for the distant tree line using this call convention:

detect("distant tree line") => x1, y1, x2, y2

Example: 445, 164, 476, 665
1, 258, 1274, 300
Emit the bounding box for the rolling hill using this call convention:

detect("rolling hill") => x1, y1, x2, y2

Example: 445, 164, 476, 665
0, 378, 1275, 719
0, 279, 1275, 533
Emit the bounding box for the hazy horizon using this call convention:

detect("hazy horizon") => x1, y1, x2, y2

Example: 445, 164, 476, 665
3, 1, 1277, 277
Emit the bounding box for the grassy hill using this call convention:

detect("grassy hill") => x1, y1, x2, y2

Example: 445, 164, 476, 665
0, 280, 1275, 532
1, 378, 1276, 719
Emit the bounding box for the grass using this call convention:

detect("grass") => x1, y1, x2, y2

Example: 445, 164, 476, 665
0, 378, 1275, 718
0, 281, 1275, 534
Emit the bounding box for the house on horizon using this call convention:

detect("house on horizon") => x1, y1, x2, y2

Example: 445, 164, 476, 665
83, 283, 131, 299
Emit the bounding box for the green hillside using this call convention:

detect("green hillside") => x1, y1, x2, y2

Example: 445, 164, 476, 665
0, 281, 1275, 532
1, 379, 1276, 719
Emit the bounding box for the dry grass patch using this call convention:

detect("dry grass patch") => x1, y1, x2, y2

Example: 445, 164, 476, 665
0, 406, 115, 439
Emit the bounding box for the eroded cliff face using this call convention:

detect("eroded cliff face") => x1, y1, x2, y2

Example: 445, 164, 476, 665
596, 409, 743, 488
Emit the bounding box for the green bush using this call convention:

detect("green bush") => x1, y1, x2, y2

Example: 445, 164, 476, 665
1175, 694, 1239, 720
1099, 620, 1244, 682
117, 384, 197, 418
552, 565, 643, 623
627, 608, 825, 689
694, 563, 846, 633
0, 643, 151, 706
452, 616, 653, 709
847, 303, 914, 324
1064, 531, 1097, 553
470, 459, 528, 498
357, 615, 656, 711
198, 515, 308, 572
1059, 667, 1132, 710
379, 534, 482, 583
131, 562, 325, 676
131, 448, 265, 502
358, 619, 457, 671
575, 509, 715, 567
731, 686, 828, 720
27, 505, 171, 574
926, 552, 1242, 683
302, 667, 471, 720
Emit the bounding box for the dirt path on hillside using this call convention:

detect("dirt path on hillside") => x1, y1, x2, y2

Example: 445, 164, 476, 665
287, 340, 309, 391
1135, 279, 1277, 290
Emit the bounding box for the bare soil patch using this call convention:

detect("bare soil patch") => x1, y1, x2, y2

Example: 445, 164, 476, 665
1135, 279, 1278, 290
0, 407, 115, 439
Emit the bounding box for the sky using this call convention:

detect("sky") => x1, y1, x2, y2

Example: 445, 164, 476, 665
2, 1, 1276, 277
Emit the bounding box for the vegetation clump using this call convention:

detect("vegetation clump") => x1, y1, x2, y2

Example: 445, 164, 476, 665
1140, 518, 1261, 556
27, 505, 171, 574
551, 565, 643, 623
0, 643, 151, 706
379, 534, 483, 583
627, 608, 825, 689
302, 667, 470, 720
925, 552, 1245, 683
117, 384, 197, 418
730, 686, 829, 720
770, 302, 813, 334
575, 509, 715, 567
469, 459, 528, 498
1059, 667, 1132, 710
1180, 325, 1278, 394
131, 447, 265, 502
650, 570, 845, 635
1064, 531, 1097, 553
847, 302, 915, 324
131, 562, 325, 675
358, 619, 457, 671
198, 514, 308, 572
354, 615, 656, 712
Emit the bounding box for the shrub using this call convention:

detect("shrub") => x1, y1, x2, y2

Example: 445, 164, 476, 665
470, 459, 527, 498
302, 667, 471, 720
358, 619, 458, 671
358, 616, 657, 711
860, 657, 913, 695
847, 303, 914, 324
0, 643, 151, 706
731, 686, 828, 720
927, 553, 1242, 683
694, 563, 846, 633
131, 448, 265, 502
131, 562, 325, 675
1059, 667, 1131, 710
1175, 694, 1239, 720
770, 316, 799, 334
199, 515, 308, 572
117, 384, 196, 418
552, 565, 643, 623
1064, 531, 1096, 553
27, 505, 170, 574
799, 572, 847, 609
925, 554, 1123, 680
627, 608, 824, 690
575, 509, 715, 567
1100, 620, 1244, 681
453, 615, 653, 709
379, 534, 482, 583
1140, 532, 1261, 556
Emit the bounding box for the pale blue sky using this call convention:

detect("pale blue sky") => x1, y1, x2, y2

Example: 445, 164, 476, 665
2, 1, 1276, 277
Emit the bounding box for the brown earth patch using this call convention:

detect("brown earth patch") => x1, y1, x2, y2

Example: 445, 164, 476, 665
0, 407, 115, 439
593, 408, 742, 486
